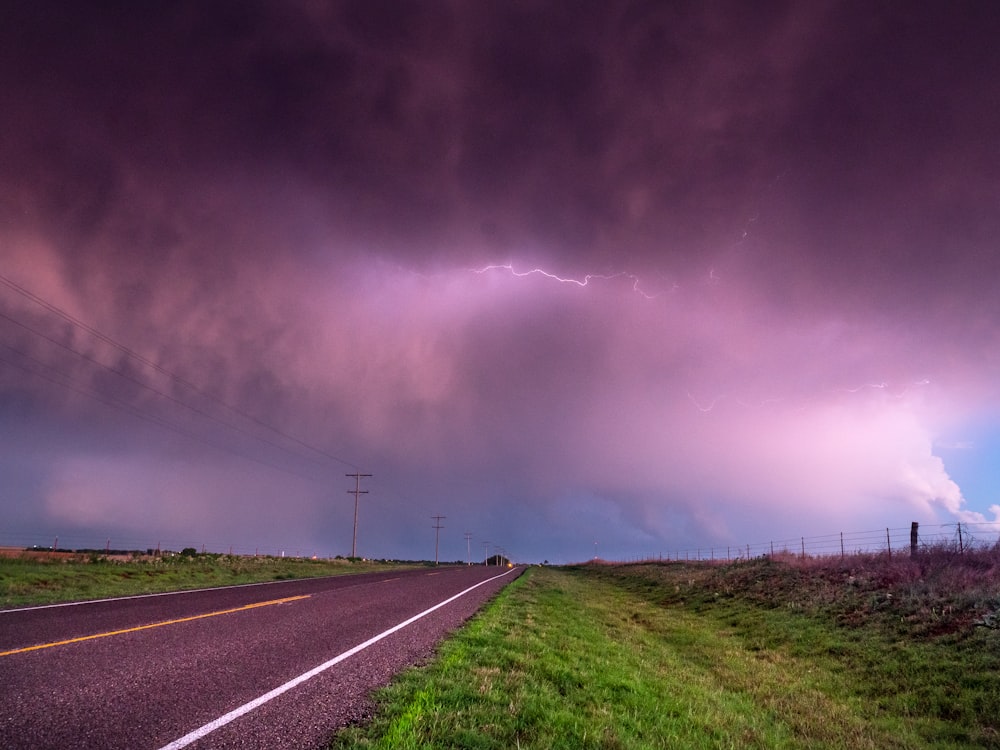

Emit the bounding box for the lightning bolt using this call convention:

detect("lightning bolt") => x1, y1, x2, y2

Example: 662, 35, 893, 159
472, 263, 657, 299
839, 379, 931, 397
688, 379, 932, 414
686, 391, 727, 412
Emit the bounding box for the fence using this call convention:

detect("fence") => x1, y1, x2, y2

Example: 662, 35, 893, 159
620, 522, 1000, 564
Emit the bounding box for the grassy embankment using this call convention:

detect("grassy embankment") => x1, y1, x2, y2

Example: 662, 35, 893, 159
332, 550, 1000, 749
0, 552, 412, 608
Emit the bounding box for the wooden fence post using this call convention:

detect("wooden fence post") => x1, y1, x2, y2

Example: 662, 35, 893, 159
910, 522, 918, 558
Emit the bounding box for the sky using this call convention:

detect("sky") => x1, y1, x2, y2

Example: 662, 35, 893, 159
2, 1, 999, 564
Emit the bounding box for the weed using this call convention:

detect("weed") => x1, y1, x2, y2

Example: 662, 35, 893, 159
0, 555, 413, 607
333, 549, 1000, 748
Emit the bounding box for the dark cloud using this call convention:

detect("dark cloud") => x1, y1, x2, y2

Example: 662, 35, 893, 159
2, 1, 1000, 561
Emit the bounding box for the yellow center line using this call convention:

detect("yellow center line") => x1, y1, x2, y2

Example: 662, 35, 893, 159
0, 594, 310, 658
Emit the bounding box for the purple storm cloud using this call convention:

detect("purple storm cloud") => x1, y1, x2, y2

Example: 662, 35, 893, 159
2, 1, 999, 562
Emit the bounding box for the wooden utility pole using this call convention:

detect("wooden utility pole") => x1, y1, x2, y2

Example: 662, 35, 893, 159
464, 531, 472, 565
346, 473, 371, 558
432, 515, 446, 565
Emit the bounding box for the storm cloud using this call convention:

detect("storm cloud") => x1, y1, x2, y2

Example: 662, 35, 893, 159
2, 1, 999, 562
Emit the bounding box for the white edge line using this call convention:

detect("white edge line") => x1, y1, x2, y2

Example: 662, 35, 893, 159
1, 569, 426, 614
157, 567, 517, 750
0, 578, 299, 614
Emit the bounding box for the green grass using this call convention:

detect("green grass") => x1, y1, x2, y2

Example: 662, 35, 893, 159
11, 548, 999, 747
582, 560, 1000, 747
0, 553, 413, 608
331, 565, 988, 749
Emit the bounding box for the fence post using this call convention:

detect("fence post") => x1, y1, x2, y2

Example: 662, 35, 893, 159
957, 522, 964, 554
886, 527, 891, 559
801, 537, 805, 560
840, 531, 845, 559
910, 522, 918, 558
746, 543, 750, 560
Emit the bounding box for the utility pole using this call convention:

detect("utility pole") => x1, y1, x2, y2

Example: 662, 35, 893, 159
346, 472, 372, 558
464, 532, 472, 565
482, 541, 490, 566
431, 515, 446, 565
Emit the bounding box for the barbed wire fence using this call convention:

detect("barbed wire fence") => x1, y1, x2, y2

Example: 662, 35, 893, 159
4, 522, 1000, 564
612, 522, 1000, 564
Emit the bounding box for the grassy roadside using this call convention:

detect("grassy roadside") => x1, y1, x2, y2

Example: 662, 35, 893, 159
584, 559, 1000, 747
331, 565, 980, 749
0, 553, 413, 608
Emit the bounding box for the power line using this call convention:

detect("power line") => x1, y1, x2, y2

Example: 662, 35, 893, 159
0, 346, 327, 483
0, 273, 362, 471
0, 308, 333, 470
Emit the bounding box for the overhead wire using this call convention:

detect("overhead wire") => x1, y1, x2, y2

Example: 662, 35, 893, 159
0, 341, 328, 483
0, 271, 361, 470
0, 307, 337, 475
0, 272, 363, 475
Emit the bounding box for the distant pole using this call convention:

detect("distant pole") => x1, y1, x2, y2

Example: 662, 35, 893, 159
464, 532, 472, 565
346, 473, 372, 558
432, 515, 446, 565
483, 541, 490, 566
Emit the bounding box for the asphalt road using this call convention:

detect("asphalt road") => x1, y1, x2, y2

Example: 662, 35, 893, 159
0, 565, 521, 749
